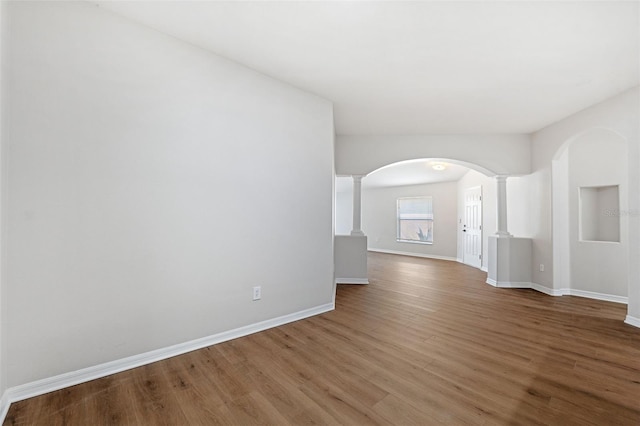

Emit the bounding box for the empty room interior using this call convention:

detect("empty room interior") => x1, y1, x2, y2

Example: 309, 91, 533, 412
1, 1, 640, 424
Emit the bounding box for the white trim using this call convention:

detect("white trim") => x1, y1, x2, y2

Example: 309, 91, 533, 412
568, 289, 627, 304
624, 315, 640, 328
335, 278, 369, 285
0, 302, 334, 421
486, 279, 532, 288
494, 281, 532, 288
0, 392, 9, 424
462, 185, 483, 270
530, 282, 567, 297
457, 257, 486, 272
368, 248, 456, 262
396, 239, 433, 246
486, 281, 628, 304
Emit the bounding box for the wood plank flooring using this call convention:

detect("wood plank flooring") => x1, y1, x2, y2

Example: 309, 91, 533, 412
5, 252, 640, 425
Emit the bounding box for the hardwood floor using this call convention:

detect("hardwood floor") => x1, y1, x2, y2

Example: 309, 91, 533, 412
5, 252, 640, 425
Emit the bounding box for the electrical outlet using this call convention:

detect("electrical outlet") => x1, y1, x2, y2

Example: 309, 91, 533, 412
252, 286, 261, 301
539, 264, 545, 272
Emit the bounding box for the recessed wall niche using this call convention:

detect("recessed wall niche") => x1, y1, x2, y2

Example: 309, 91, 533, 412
579, 185, 620, 242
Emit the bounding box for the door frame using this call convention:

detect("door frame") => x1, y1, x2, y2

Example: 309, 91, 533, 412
462, 186, 483, 269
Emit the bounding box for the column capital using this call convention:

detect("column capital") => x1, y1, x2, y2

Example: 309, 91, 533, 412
352, 175, 366, 182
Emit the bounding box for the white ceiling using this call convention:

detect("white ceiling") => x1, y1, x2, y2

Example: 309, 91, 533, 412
98, 0, 639, 135
336, 159, 469, 192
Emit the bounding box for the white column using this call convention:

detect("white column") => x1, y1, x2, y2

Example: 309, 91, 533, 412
351, 175, 365, 236
495, 175, 512, 238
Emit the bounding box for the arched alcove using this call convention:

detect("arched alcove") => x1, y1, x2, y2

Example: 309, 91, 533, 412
552, 128, 628, 301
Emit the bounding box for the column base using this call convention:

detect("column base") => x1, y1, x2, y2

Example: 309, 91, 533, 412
487, 236, 532, 286
335, 235, 368, 284
495, 231, 513, 238
350, 230, 365, 236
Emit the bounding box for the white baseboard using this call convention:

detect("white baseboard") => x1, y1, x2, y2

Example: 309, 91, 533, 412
625, 315, 640, 328
335, 278, 369, 285
487, 280, 628, 304
486, 278, 531, 288
568, 289, 628, 304
0, 392, 10, 425
456, 257, 489, 273
456, 257, 485, 272
495, 281, 533, 288
0, 302, 334, 422
530, 282, 567, 296
368, 248, 457, 262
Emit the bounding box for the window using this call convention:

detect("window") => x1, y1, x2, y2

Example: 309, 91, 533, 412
397, 197, 433, 244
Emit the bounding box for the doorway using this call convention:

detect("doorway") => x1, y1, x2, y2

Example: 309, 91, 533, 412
463, 186, 482, 269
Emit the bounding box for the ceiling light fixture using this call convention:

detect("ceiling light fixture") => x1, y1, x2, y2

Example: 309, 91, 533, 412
431, 162, 446, 171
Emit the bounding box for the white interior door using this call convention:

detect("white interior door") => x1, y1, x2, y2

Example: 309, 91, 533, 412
463, 186, 483, 269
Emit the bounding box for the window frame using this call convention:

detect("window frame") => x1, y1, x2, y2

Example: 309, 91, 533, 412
396, 196, 434, 245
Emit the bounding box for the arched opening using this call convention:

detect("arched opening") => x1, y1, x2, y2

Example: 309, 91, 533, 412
551, 128, 629, 302
362, 157, 497, 178
336, 158, 498, 276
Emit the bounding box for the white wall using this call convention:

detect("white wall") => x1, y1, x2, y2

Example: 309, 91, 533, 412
335, 134, 531, 177
335, 185, 352, 235
4, 1, 334, 388
531, 87, 639, 318
363, 181, 458, 260
552, 149, 570, 291
506, 176, 532, 239
568, 130, 627, 297
0, 0, 6, 399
